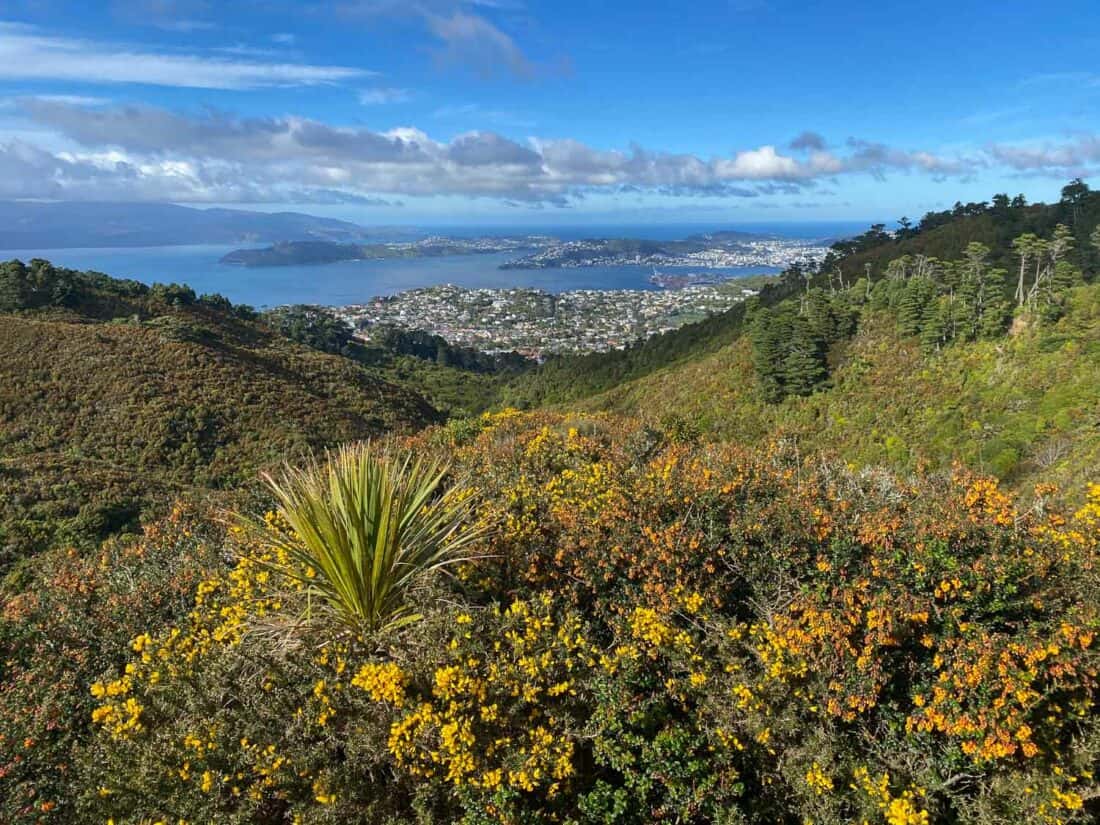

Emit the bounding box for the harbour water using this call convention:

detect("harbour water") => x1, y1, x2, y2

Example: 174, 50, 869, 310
0, 245, 778, 308
0, 221, 863, 308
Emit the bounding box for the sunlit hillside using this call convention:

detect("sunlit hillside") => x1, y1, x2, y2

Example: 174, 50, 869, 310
577, 284, 1100, 498
5, 3, 1100, 821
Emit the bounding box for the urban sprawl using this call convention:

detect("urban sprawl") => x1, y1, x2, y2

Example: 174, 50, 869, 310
339, 281, 764, 358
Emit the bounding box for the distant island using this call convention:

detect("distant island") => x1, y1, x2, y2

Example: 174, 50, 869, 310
220, 236, 551, 267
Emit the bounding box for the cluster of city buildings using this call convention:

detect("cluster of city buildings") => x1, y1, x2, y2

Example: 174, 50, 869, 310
502, 236, 830, 270
338, 281, 761, 358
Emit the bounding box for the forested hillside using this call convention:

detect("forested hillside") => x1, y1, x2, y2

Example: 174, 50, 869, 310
577, 284, 1100, 496
831, 181, 1100, 282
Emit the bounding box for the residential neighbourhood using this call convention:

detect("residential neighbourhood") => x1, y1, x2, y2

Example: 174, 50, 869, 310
338, 280, 764, 358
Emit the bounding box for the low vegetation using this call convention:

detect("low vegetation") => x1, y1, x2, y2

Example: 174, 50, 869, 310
2, 412, 1098, 823
0, 260, 440, 571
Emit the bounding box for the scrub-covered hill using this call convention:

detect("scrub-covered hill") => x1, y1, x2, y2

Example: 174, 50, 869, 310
0, 259, 441, 569
574, 283, 1100, 498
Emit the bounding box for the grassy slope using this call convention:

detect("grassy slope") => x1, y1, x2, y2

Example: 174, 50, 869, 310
576, 284, 1100, 497
0, 311, 440, 568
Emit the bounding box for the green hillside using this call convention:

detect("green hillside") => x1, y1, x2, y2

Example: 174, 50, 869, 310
4, 190, 1100, 823
501, 181, 1100, 499
575, 283, 1100, 496
506, 180, 1100, 413
0, 260, 442, 570
831, 182, 1100, 282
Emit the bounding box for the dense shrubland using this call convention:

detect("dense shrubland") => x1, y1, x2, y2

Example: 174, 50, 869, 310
3, 411, 1098, 823
0, 304, 439, 571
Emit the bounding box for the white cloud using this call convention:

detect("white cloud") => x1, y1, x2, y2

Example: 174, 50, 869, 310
8, 100, 991, 204
0, 22, 369, 90
715, 145, 801, 180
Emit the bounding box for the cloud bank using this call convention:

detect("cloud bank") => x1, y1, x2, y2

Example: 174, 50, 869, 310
3, 99, 1096, 205
1, 99, 976, 204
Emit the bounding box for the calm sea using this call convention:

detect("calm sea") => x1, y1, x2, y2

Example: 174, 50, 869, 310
0, 222, 863, 308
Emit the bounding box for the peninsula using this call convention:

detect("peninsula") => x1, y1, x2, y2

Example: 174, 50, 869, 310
219, 236, 550, 267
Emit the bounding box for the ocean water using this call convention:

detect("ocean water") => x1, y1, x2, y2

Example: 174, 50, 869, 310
0, 244, 784, 308
0, 220, 863, 308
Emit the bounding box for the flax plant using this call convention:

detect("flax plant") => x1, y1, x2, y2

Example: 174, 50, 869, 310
254, 443, 486, 634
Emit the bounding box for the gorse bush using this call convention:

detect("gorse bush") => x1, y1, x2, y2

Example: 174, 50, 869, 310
253, 443, 487, 633
0, 503, 226, 823
49, 412, 1098, 825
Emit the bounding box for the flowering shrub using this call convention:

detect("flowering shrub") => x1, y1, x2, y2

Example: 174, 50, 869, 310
4, 411, 1099, 823
0, 503, 223, 824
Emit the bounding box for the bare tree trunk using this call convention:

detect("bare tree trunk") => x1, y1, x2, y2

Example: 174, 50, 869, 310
1016, 254, 1027, 306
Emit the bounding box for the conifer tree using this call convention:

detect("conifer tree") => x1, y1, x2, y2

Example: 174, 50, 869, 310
804, 288, 836, 341
750, 308, 787, 403
898, 277, 936, 337
781, 314, 828, 397
920, 295, 951, 351
1012, 233, 1040, 306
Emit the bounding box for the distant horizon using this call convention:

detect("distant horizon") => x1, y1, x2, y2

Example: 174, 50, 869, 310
0, 197, 889, 228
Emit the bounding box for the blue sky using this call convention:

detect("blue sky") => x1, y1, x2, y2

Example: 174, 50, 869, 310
2, 0, 1100, 225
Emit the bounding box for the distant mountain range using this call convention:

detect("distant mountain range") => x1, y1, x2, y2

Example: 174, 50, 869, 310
0, 201, 371, 249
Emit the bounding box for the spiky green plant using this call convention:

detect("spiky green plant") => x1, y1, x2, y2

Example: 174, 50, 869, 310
254, 443, 485, 634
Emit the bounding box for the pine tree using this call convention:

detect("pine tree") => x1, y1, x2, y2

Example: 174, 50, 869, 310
898, 277, 936, 338
804, 288, 836, 342
920, 295, 951, 351
750, 309, 787, 403
781, 315, 828, 397
1052, 260, 1083, 291
979, 295, 1011, 339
